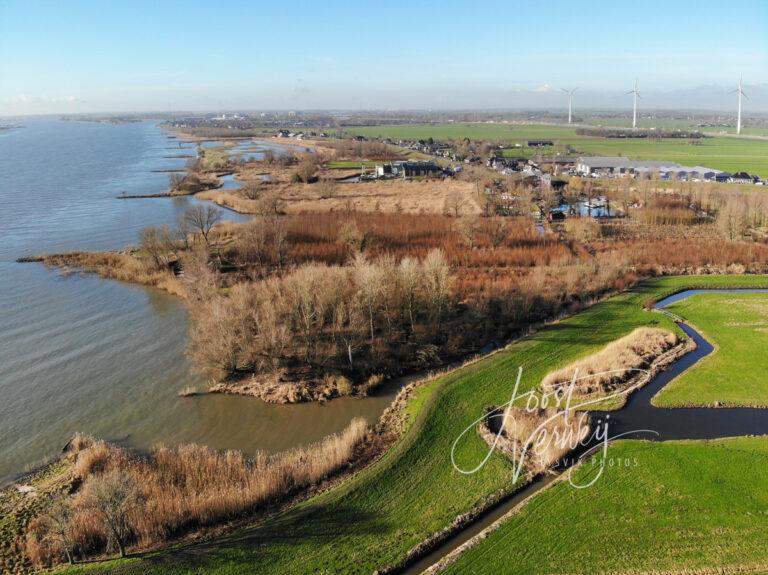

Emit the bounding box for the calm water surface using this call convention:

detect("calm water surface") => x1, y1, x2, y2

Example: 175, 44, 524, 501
0, 120, 399, 484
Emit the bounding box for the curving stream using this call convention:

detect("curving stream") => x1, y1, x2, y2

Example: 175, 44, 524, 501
403, 289, 768, 574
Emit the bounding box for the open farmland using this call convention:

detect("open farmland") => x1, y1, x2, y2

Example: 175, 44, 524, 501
443, 436, 768, 575
63, 275, 768, 575
344, 123, 578, 142
343, 123, 768, 177
654, 292, 768, 407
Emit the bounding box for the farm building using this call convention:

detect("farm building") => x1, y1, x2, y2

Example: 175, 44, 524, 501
575, 156, 724, 181
401, 161, 443, 177
729, 171, 759, 184
374, 160, 443, 179
528, 140, 554, 147
530, 155, 577, 168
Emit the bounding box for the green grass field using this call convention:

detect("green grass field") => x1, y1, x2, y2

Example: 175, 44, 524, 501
444, 436, 768, 575
543, 136, 768, 177
580, 116, 768, 137
66, 275, 768, 575
344, 123, 577, 142
324, 160, 379, 169
653, 292, 768, 407
342, 123, 768, 177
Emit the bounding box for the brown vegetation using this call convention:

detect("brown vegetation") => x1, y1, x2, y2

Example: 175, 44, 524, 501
188, 250, 453, 398
541, 327, 680, 396
168, 171, 220, 195
40, 198, 768, 405
480, 407, 590, 475
24, 420, 368, 568
38, 155, 768, 406
323, 139, 401, 160
41, 252, 184, 297
199, 178, 482, 216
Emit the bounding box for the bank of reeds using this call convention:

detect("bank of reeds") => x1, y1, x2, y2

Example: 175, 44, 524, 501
541, 327, 679, 395
41, 252, 184, 297
481, 407, 590, 476
25, 418, 368, 567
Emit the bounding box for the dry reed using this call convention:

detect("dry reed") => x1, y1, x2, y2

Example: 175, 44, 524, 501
485, 407, 590, 475
541, 327, 679, 395
25, 420, 368, 566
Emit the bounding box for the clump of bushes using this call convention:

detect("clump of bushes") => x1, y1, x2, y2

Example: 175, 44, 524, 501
187, 250, 454, 388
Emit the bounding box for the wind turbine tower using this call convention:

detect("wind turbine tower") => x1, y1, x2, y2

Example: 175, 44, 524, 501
561, 88, 577, 124
732, 76, 748, 135
626, 79, 641, 129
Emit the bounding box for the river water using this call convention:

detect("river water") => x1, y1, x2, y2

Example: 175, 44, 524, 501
0, 119, 399, 484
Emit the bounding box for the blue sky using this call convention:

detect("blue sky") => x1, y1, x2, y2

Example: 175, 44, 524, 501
1, 0, 767, 114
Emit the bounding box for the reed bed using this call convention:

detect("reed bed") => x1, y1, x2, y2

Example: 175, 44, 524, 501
485, 407, 591, 475
42, 252, 184, 296
541, 327, 679, 395
25, 419, 368, 566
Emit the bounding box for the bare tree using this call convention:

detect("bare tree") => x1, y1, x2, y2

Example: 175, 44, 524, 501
333, 296, 366, 368
337, 220, 369, 254
397, 257, 421, 334
241, 180, 263, 200
456, 216, 480, 249
316, 178, 337, 199
352, 254, 383, 343
444, 190, 466, 217
292, 156, 320, 183
188, 292, 246, 377
422, 249, 453, 334
43, 502, 76, 565
271, 216, 288, 271
238, 218, 268, 267
175, 215, 192, 250
180, 243, 218, 301
282, 265, 343, 364
183, 204, 222, 246
139, 225, 177, 270
261, 149, 275, 165
485, 218, 509, 249
83, 471, 140, 558
169, 172, 185, 191
256, 190, 285, 217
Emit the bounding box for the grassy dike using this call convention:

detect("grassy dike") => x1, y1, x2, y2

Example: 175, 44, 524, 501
64, 275, 768, 574
654, 291, 768, 407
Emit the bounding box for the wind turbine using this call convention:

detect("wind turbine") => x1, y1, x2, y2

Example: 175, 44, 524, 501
731, 75, 748, 135
561, 88, 577, 124
625, 78, 641, 129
